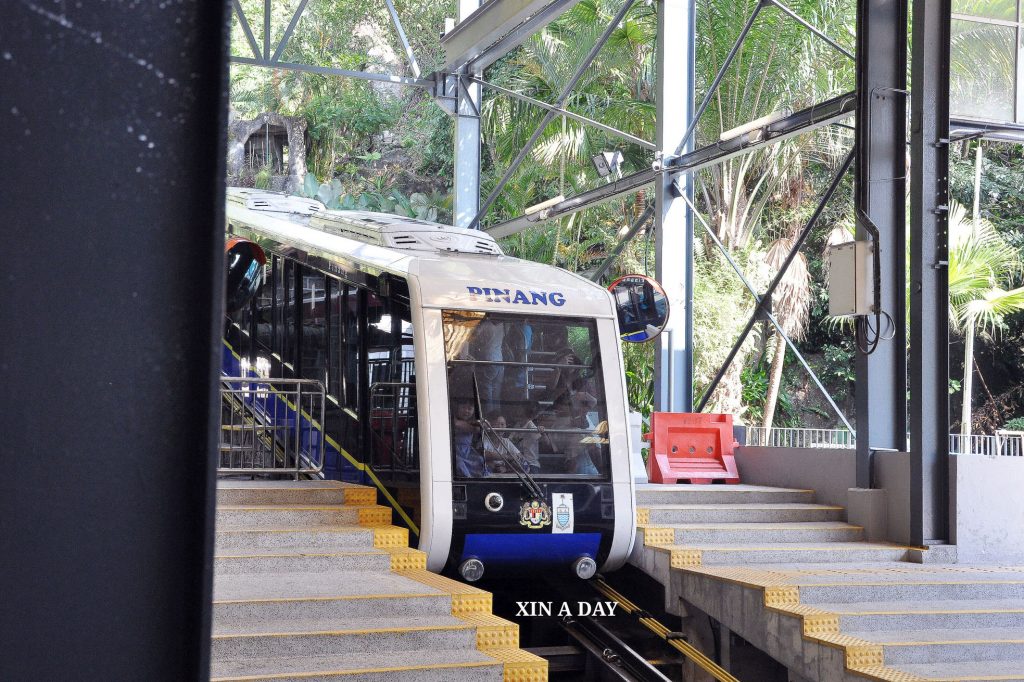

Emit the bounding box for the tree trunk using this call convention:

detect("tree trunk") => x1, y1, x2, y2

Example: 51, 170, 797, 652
961, 320, 976, 438
762, 332, 787, 434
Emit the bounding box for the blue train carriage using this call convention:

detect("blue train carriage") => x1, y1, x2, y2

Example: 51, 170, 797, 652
222, 188, 637, 582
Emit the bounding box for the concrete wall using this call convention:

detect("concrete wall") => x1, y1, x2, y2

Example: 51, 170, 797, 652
952, 454, 1024, 563
734, 447, 857, 509
874, 450, 912, 546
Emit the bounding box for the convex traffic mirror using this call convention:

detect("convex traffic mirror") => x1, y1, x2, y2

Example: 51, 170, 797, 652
225, 237, 267, 313
609, 274, 670, 343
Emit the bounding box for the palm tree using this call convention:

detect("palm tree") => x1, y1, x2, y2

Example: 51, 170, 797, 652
947, 201, 1024, 436
761, 234, 812, 431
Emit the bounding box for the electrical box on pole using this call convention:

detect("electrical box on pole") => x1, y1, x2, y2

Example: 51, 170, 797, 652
827, 241, 875, 317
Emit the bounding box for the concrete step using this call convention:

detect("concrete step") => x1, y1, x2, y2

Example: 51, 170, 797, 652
211, 617, 477, 659
886, 659, 1024, 681
215, 527, 376, 552
657, 541, 911, 565
653, 521, 864, 544
213, 593, 454, 627
635, 483, 815, 506
642, 502, 845, 524
796, 576, 1024, 605
817, 599, 1024, 631
217, 480, 376, 507
209, 649, 504, 682
213, 571, 444, 604
847, 627, 1024, 664
214, 550, 393, 574
216, 505, 372, 529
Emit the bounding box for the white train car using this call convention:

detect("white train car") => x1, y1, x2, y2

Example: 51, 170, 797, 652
223, 188, 636, 581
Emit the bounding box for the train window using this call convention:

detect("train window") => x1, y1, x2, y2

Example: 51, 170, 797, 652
272, 256, 285, 357
282, 259, 298, 368
301, 271, 327, 386
368, 296, 418, 477
342, 284, 360, 410
255, 260, 273, 352
442, 311, 609, 480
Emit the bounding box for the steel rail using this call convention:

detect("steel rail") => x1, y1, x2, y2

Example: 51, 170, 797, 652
767, 0, 854, 60
384, 0, 422, 78
593, 580, 740, 682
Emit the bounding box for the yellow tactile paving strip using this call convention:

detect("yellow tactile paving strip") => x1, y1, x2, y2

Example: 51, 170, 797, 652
677, 561, 1024, 682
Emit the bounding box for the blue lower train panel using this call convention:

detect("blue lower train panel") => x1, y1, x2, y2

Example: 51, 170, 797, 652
461, 533, 601, 565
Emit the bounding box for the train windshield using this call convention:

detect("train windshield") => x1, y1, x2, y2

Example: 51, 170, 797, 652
442, 310, 610, 480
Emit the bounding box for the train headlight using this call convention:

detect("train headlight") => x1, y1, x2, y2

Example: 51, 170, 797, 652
573, 556, 597, 580
484, 492, 504, 512
459, 558, 485, 582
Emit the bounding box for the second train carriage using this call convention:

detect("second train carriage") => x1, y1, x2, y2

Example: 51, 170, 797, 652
223, 188, 636, 580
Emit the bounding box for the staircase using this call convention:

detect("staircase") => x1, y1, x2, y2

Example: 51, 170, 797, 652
632, 483, 1024, 682
211, 480, 546, 682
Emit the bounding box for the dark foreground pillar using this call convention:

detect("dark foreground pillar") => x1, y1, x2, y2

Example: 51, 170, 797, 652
0, 3, 228, 679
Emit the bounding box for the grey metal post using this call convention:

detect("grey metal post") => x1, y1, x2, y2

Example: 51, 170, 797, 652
909, 0, 951, 545
655, 0, 696, 413
854, 0, 908, 488
454, 0, 482, 228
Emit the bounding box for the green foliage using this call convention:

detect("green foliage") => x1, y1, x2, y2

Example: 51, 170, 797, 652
1003, 416, 1024, 431
299, 172, 452, 222
622, 342, 655, 419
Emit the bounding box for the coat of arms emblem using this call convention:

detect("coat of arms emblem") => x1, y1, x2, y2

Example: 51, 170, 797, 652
519, 499, 552, 528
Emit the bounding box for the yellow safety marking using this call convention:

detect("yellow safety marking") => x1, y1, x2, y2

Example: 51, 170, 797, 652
670, 549, 703, 568
215, 526, 370, 534
484, 647, 548, 682
372, 526, 408, 549
214, 551, 382, 559
384, 547, 427, 571
801, 612, 840, 637
846, 666, 932, 682
635, 507, 650, 525
210, 660, 499, 681
763, 586, 800, 608
356, 505, 392, 526
642, 527, 675, 546
396, 569, 494, 616
212, 623, 473, 639
460, 612, 520, 649
222, 341, 418, 535
212, 593, 442, 605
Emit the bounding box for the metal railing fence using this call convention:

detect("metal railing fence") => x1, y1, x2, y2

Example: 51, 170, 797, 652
743, 426, 1024, 457
219, 377, 326, 479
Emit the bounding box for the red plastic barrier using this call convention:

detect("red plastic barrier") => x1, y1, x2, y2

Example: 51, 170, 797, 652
643, 412, 740, 484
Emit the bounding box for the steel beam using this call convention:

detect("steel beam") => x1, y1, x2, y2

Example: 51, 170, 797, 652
440, 0, 582, 73
230, 56, 433, 88
950, 117, 1024, 144
469, 0, 638, 229
909, 0, 951, 545
487, 94, 856, 239
384, 0, 422, 78
854, 0, 908, 488
455, 0, 483, 227
3, 1, 225, 678
474, 78, 656, 149
696, 151, 854, 412
655, 0, 696, 412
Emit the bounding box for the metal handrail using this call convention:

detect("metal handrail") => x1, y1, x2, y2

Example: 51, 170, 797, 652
219, 377, 326, 479
744, 426, 1024, 457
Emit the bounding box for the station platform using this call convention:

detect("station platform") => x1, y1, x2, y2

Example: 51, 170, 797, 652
211, 480, 546, 682
631, 483, 1024, 682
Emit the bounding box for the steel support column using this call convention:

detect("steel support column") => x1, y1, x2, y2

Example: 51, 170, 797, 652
454, 0, 483, 228
854, 0, 908, 487
654, 0, 696, 412
909, 0, 951, 545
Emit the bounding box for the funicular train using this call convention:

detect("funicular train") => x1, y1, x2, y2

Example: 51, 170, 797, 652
223, 188, 636, 582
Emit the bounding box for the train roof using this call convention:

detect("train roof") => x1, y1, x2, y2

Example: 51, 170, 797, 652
225, 188, 616, 317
